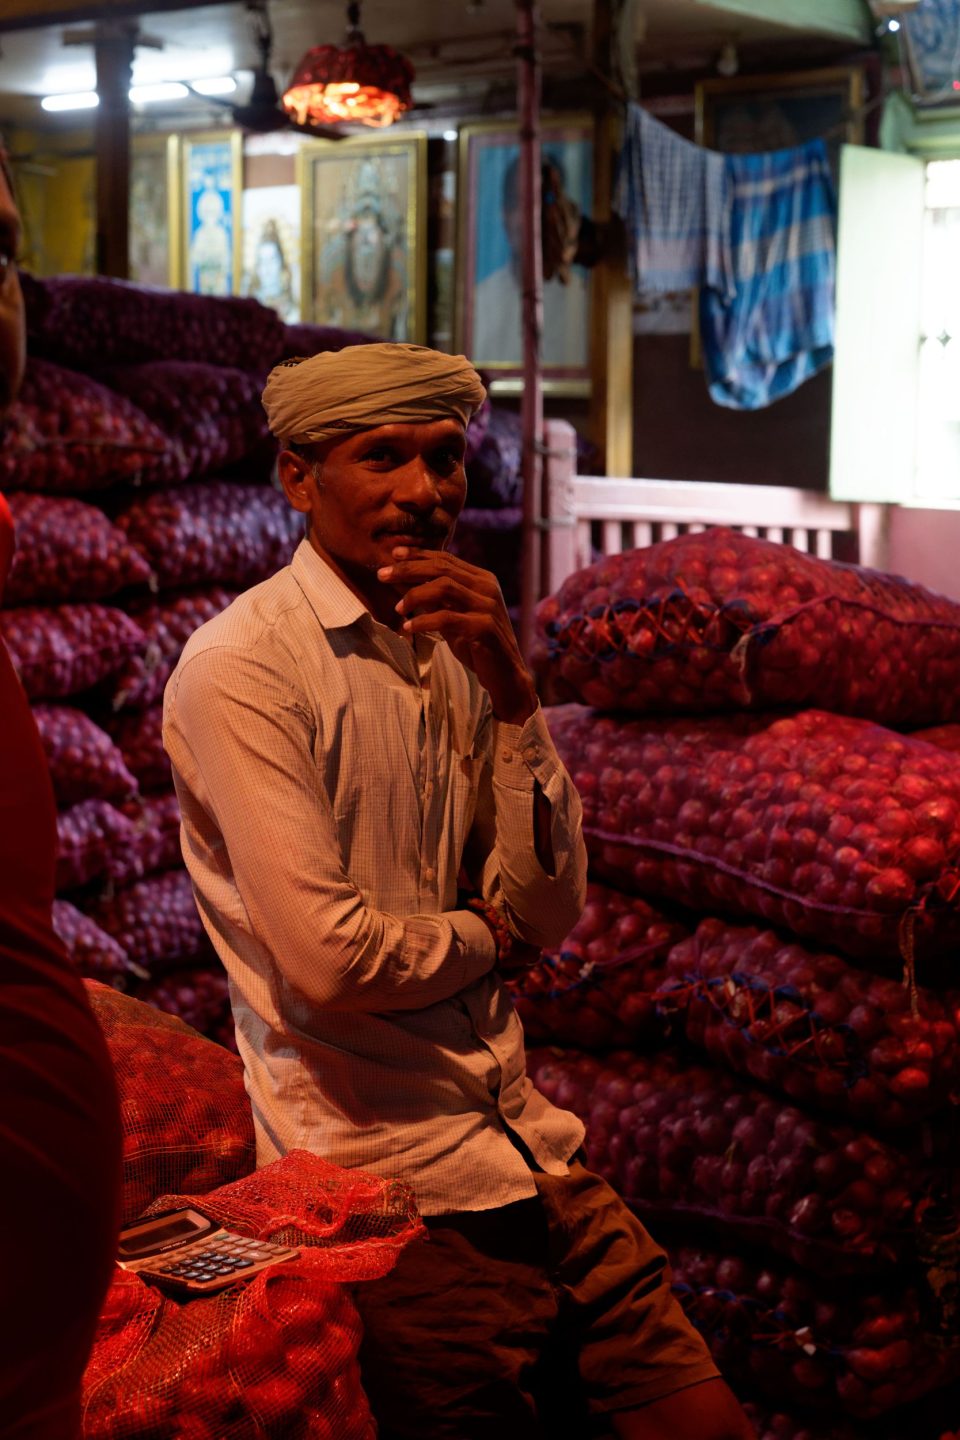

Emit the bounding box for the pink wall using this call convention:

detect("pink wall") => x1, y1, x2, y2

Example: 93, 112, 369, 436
886, 507, 960, 601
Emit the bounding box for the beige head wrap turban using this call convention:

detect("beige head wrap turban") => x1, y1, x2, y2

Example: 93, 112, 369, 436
261, 342, 486, 446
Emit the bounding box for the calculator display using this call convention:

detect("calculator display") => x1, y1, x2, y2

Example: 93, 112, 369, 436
118, 1210, 209, 1258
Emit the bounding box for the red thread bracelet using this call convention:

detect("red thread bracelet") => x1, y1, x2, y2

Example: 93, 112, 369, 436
467, 897, 514, 966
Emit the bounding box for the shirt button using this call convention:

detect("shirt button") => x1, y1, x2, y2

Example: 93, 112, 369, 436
424, 866, 437, 883
501, 749, 513, 762
523, 746, 538, 763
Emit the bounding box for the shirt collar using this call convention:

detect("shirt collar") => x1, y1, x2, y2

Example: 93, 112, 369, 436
291, 538, 371, 631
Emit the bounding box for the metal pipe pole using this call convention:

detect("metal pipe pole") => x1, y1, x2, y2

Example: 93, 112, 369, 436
516, 0, 543, 661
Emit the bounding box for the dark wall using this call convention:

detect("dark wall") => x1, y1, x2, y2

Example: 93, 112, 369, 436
632, 333, 832, 491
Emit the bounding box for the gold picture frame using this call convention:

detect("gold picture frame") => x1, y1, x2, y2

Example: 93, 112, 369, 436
455, 113, 594, 397
298, 130, 427, 343
695, 65, 866, 161
171, 129, 244, 296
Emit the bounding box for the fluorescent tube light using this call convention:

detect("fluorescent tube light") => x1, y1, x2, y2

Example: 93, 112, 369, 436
40, 90, 99, 112
129, 81, 189, 103
190, 76, 237, 96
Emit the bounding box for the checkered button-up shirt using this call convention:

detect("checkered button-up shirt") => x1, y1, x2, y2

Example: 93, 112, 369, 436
164, 540, 588, 1214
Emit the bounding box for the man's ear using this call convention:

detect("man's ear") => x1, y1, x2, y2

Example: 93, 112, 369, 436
277, 448, 315, 516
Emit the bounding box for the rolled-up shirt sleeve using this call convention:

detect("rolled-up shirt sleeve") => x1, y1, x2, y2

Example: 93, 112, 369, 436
463, 701, 588, 949
166, 646, 496, 1014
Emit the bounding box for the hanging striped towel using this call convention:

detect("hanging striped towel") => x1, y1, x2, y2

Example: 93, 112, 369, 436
699, 139, 838, 410
613, 103, 732, 296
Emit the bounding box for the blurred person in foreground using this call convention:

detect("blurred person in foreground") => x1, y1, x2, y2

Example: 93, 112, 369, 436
0, 151, 123, 1438
163, 341, 753, 1440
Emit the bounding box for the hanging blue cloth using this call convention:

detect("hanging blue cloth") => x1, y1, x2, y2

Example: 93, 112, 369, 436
613, 103, 731, 296
699, 139, 838, 410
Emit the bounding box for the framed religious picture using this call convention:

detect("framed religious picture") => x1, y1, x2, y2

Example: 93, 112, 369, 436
298, 131, 427, 342
130, 134, 178, 288
456, 114, 594, 395
172, 130, 243, 297
241, 181, 302, 323
695, 66, 866, 179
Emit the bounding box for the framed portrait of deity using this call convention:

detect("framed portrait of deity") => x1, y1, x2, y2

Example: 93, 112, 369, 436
171, 130, 244, 297
456, 114, 594, 396
298, 131, 427, 343
241, 182, 302, 324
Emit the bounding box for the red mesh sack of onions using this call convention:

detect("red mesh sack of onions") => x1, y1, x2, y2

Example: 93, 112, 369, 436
84, 980, 255, 1222
534, 529, 960, 728
668, 1243, 958, 1421
123, 794, 182, 881
83, 1264, 372, 1440
21, 271, 286, 371
913, 724, 960, 754
103, 361, 277, 485
3, 492, 152, 605
0, 357, 171, 495
115, 482, 303, 594
506, 882, 691, 1049
83, 1152, 424, 1440
106, 704, 170, 790
33, 703, 137, 805
527, 1046, 917, 1276
56, 798, 142, 892
136, 964, 230, 1041
447, 507, 523, 607
108, 587, 237, 710
547, 704, 960, 972
114, 792, 182, 883
83, 868, 212, 973
0, 603, 147, 701
657, 918, 960, 1131
739, 1401, 865, 1440
52, 898, 145, 988
281, 321, 381, 359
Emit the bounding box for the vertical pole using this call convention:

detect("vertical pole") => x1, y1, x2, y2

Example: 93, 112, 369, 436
517, 0, 543, 659
93, 24, 135, 278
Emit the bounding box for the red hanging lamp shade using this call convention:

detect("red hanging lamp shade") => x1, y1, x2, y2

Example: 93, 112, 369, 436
282, 1, 415, 129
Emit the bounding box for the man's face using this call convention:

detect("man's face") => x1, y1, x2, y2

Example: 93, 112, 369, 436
0, 165, 24, 416
278, 417, 467, 594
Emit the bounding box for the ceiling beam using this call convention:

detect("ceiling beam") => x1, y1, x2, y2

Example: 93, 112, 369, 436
0, 0, 224, 33
690, 0, 873, 47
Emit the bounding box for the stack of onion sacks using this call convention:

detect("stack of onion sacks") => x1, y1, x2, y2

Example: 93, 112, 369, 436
530, 529, 960, 1433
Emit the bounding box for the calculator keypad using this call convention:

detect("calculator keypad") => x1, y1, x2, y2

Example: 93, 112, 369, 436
137, 1232, 297, 1291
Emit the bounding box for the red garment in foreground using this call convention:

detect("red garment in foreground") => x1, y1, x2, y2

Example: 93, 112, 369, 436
0, 490, 122, 1439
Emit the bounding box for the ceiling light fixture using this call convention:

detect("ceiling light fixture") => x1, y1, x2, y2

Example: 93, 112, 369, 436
282, 0, 414, 129
129, 81, 189, 103
190, 75, 238, 96
41, 89, 99, 111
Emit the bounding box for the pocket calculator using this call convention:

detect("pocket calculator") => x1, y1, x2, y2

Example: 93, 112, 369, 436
117, 1206, 299, 1295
